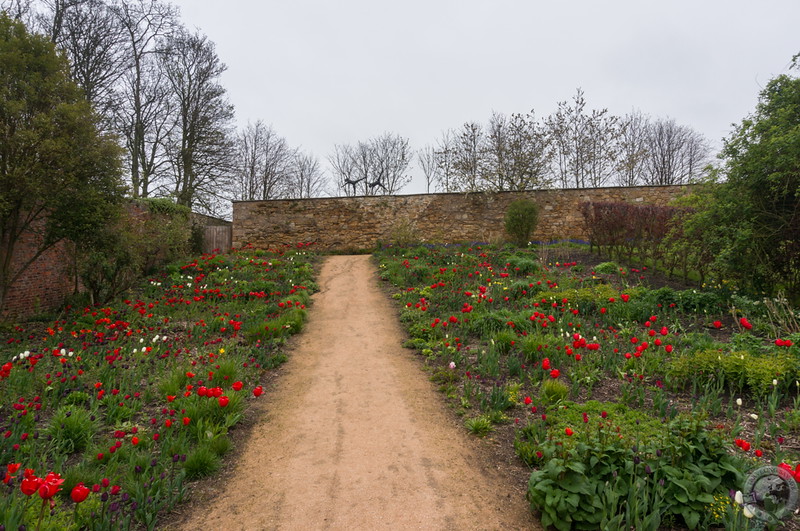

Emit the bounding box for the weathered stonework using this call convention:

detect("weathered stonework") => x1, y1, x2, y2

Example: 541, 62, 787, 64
233, 185, 691, 251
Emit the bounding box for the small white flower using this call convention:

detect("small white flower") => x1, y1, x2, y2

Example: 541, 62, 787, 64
133, 348, 138, 353
449, 362, 456, 369
139, 338, 144, 343
773, 379, 779, 386
750, 413, 759, 420
736, 398, 743, 406
60, 348, 66, 356
743, 505, 755, 519
735, 490, 744, 505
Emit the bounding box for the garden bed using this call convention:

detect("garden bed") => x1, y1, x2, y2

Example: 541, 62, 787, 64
375, 242, 800, 530
0, 245, 318, 529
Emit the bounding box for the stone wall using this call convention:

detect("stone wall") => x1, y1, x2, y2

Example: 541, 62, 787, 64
233, 185, 692, 251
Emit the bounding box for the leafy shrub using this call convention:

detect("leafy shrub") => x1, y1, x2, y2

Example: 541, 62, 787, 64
667, 348, 800, 396
504, 254, 541, 275
183, 445, 221, 480
579, 201, 689, 266
47, 406, 97, 454
77, 199, 191, 304
505, 199, 539, 247
594, 261, 621, 275
525, 415, 742, 530
465, 415, 494, 436
540, 379, 569, 404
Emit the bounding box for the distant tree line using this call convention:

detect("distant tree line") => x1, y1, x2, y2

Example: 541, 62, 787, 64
417, 89, 712, 194
1, 1, 714, 207
0, 0, 325, 215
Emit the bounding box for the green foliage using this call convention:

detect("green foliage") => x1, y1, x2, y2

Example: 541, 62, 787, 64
674, 68, 800, 301
244, 308, 307, 341
525, 415, 743, 530
539, 378, 569, 404
504, 254, 540, 275
0, 14, 125, 312
78, 200, 192, 304
668, 347, 800, 396
47, 406, 97, 454
594, 261, 621, 274
464, 415, 494, 436
491, 330, 516, 355
183, 444, 221, 480
504, 199, 539, 247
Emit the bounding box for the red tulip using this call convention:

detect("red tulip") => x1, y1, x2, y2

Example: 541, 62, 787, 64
183, 417, 190, 426
550, 369, 560, 379
218, 396, 230, 407
565, 427, 574, 436
253, 386, 263, 397
713, 320, 722, 328
71, 482, 90, 503
232, 381, 243, 391
3, 463, 20, 484
20, 474, 41, 496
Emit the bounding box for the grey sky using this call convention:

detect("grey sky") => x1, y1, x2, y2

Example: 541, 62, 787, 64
171, 0, 799, 194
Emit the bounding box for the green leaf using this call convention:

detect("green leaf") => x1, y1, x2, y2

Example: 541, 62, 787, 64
682, 508, 700, 530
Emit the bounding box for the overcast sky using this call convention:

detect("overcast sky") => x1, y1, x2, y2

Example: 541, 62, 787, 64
170, 0, 799, 194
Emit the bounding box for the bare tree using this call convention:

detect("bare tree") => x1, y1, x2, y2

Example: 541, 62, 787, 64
370, 132, 411, 194
451, 121, 486, 192
110, 0, 178, 198
329, 143, 360, 196
417, 144, 440, 193
643, 117, 710, 185
329, 133, 411, 196
433, 130, 456, 192
485, 111, 553, 191
57, 0, 128, 117
159, 28, 234, 214
546, 89, 621, 188
233, 121, 295, 201
615, 110, 649, 187
36, 0, 85, 42
288, 151, 326, 199
0, 0, 34, 22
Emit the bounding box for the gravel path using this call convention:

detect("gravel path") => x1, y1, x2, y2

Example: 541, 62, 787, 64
177, 255, 537, 530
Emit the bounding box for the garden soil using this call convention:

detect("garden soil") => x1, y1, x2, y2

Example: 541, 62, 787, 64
173, 255, 538, 530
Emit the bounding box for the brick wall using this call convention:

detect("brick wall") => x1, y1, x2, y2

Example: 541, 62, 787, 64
1, 219, 75, 319
233, 185, 692, 251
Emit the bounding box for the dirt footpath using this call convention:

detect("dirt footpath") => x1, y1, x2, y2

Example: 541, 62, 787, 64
178, 255, 537, 530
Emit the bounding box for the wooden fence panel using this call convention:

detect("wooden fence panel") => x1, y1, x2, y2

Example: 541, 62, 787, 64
202, 226, 232, 253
